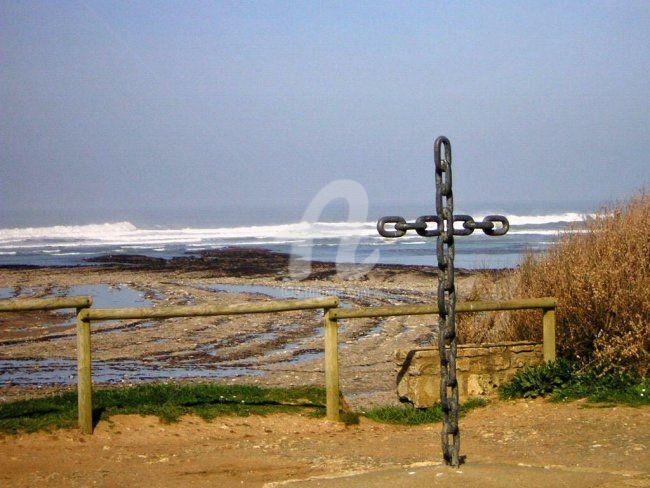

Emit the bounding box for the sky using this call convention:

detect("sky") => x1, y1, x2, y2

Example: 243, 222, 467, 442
1, 1, 649, 220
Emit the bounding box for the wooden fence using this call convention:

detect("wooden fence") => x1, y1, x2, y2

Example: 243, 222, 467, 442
0, 295, 556, 434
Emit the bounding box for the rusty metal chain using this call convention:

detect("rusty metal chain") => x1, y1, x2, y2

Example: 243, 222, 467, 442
377, 136, 510, 467
434, 136, 460, 466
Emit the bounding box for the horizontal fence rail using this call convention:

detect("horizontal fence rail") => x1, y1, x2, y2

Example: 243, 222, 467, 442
0, 294, 556, 434
80, 297, 339, 321
329, 297, 556, 320
0, 296, 92, 311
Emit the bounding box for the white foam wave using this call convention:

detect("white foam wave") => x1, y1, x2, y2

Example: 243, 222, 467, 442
0, 221, 378, 249
0, 212, 589, 250
0, 222, 138, 240
491, 212, 590, 226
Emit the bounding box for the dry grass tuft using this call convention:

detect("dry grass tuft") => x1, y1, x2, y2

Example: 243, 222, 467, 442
458, 193, 649, 375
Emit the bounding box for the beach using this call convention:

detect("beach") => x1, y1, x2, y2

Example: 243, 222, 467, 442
0, 248, 494, 407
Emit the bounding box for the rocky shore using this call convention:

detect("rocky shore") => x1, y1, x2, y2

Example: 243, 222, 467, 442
0, 248, 502, 407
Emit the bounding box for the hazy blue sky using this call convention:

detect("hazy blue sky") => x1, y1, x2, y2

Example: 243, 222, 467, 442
1, 1, 649, 217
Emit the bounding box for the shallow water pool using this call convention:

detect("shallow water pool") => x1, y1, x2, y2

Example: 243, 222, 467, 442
197, 283, 356, 307
48, 284, 153, 309
0, 358, 260, 386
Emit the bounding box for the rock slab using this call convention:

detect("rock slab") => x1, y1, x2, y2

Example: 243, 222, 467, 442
395, 341, 543, 407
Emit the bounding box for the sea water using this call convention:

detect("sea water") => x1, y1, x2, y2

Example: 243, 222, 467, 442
0, 201, 600, 269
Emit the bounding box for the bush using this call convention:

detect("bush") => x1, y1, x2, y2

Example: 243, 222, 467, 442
500, 360, 649, 406
458, 193, 649, 375
513, 193, 649, 374
499, 359, 575, 399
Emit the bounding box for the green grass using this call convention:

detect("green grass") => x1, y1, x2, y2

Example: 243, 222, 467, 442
0, 383, 326, 434
551, 371, 649, 406
499, 360, 649, 406
363, 397, 488, 425
9, 361, 642, 435
499, 359, 576, 399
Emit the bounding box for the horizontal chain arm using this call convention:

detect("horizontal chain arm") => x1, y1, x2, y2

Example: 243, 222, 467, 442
377, 214, 509, 238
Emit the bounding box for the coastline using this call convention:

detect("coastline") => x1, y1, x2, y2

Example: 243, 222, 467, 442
0, 248, 506, 407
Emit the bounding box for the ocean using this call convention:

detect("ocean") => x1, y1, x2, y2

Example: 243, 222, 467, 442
0, 201, 600, 269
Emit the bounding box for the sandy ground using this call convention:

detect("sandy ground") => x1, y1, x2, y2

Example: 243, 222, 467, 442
0, 399, 648, 487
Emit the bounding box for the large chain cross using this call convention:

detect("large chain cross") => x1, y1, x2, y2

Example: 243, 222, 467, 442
377, 136, 509, 467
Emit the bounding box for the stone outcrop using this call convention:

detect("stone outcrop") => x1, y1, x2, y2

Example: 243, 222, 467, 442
395, 341, 543, 408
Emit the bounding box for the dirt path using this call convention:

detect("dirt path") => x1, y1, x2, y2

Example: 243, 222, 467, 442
1, 399, 648, 487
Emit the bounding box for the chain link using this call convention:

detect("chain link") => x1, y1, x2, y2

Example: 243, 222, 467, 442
376, 136, 510, 467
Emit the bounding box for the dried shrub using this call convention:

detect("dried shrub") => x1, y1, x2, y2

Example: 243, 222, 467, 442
456, 271, 522, 344
458, 193, 649, 375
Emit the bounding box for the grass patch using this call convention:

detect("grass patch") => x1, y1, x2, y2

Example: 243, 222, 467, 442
363, 397, 487, 425
499, 359, 576, 399
500, 360, 649, 406
0, 383, 326, 434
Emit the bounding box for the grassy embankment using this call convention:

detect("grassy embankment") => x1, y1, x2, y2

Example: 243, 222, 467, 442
0, 384, 325, 434
0, 382, 491, 434
3, 370, 645, 434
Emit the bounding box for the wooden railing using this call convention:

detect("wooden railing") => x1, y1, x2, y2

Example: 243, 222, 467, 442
0, 296, 92, 311
0, 295, 556, 433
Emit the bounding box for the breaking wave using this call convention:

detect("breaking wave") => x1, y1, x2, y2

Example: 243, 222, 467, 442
0, 212, 590, 250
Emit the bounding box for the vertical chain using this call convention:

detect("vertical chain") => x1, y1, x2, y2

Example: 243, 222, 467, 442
434, 136, 460, 466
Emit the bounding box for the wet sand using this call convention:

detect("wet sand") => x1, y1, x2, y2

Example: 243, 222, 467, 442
0, 249, 499, 407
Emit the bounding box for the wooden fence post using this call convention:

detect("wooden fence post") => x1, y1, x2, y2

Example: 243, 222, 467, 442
542, 307, 556, 362
76, 308, 93, 434
323, 308, 340, 421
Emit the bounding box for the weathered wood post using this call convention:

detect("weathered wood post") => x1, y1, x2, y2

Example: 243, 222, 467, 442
323, 307, 340, 421
542, 307, 556, 362
76, 307, 93, 434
